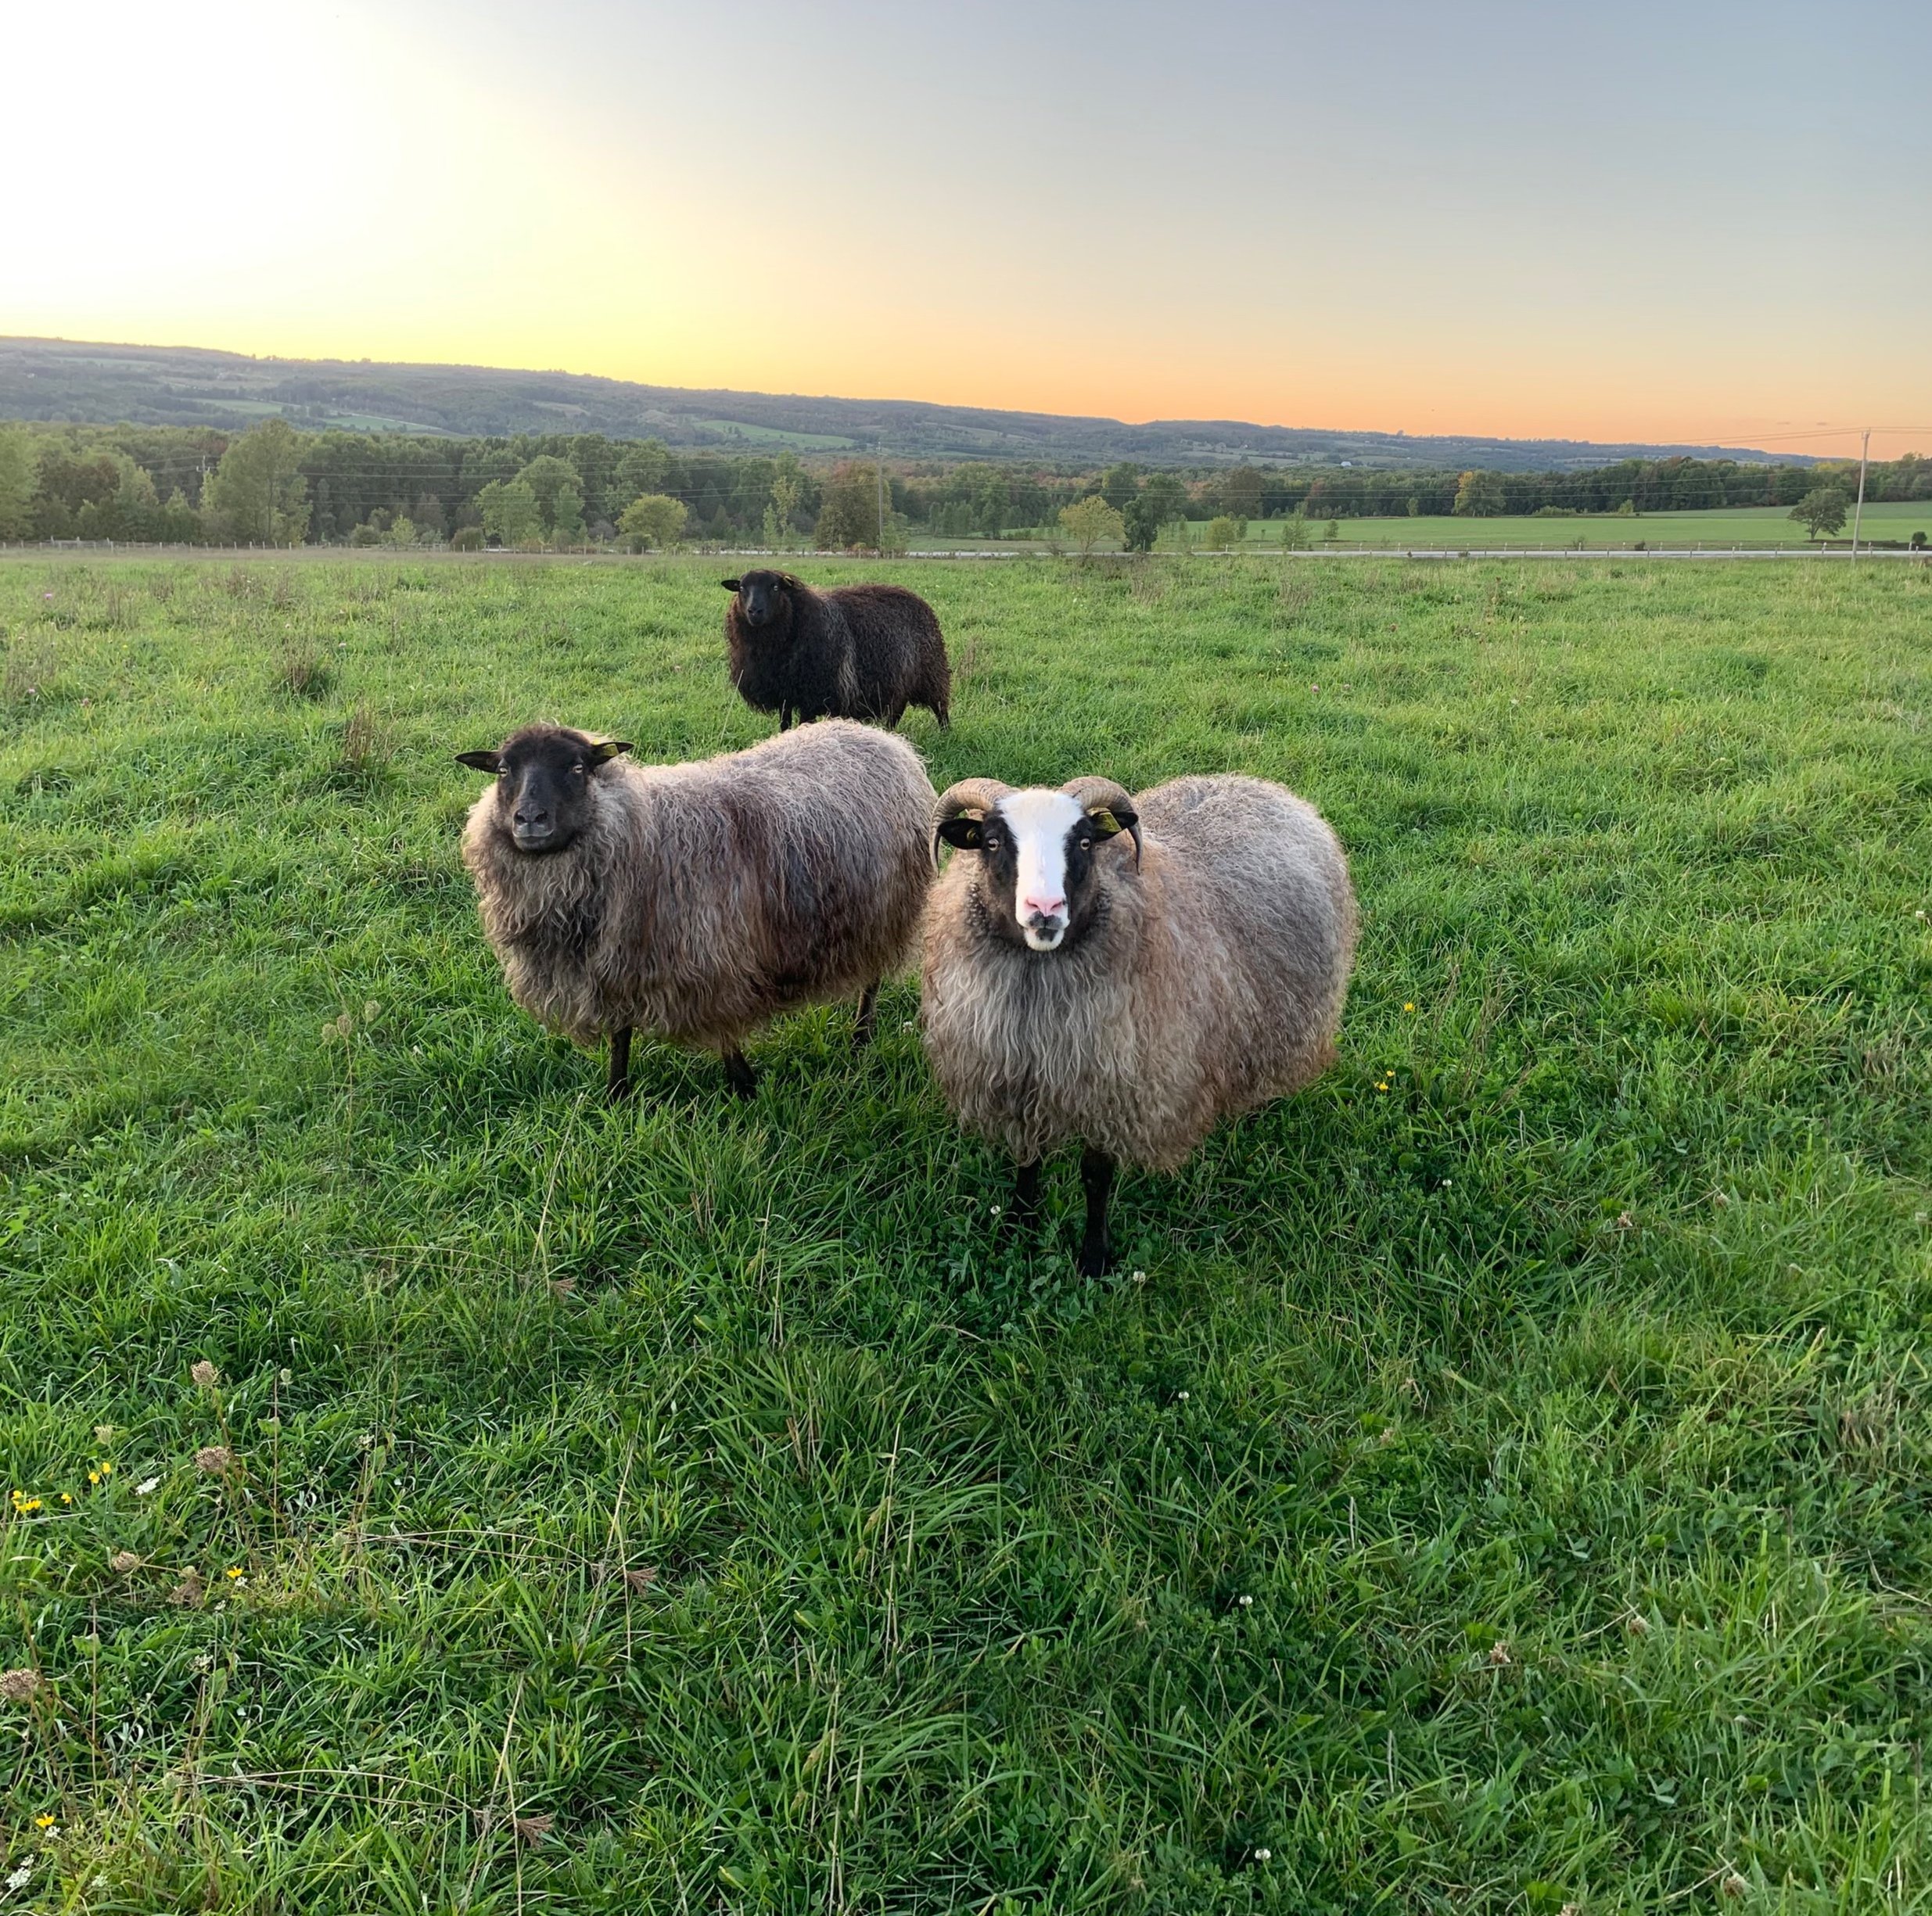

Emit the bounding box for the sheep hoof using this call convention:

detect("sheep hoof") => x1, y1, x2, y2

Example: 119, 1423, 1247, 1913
1076, 1242, 1112, 1280
723, 1050, 758, 1100
853, 983, 879, 1052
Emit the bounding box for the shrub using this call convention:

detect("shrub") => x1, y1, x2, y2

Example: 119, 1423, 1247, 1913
451, 526, 484, 552
1204, 515, 1244, 550
618, 494, 688, 553
1058, 496, 1125, 557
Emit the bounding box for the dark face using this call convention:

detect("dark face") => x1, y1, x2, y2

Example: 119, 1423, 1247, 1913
721, 569, 789, 631
454, 725, 631, 855
938, 790, 1135, 953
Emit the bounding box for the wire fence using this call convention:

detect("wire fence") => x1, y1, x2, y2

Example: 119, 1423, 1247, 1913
2, 539, 1927, 565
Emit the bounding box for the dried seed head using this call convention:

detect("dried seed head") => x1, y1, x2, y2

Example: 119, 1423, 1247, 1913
623, 1566, 659, 1591
167, 1570, 206, 1606
1722, 1874, 1749, 1899
110, 1550, 142, 1574
1624, 1609, 1649, 1636
93, 1424, 117, 1444
513, 1814, 555, 1846
1, 1668, 44, 1704
194, 1445, 233, 1475
1489, 1641, 1512, 1667
190, 1361, 220, 1389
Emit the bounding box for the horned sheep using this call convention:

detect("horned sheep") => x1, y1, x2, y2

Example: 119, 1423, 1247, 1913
720, 569, 950, 731
458, 719, 935, 1101
920, 772, 1358, 1274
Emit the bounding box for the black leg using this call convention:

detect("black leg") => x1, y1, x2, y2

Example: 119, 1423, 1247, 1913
723, 1049, 757, 1100
1003, 1159, 1042, 1243
779, 705, 794, 732
1077, 1145, 1115, 1278
853, 981, 878, 1051
605, 1026, 632, 1103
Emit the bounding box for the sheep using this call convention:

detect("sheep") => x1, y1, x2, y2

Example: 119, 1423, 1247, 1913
456, 719, 935, 1102
720, 570, 950, 731
920, 771, 1358, 1276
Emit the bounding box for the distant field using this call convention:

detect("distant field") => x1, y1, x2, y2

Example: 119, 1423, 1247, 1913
903, 501, 1932, 553
2, 553, 1929, 1910
1232, 501, 1932, 551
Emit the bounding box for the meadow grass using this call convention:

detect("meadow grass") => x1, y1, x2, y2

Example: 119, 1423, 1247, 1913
1228, 502, 1932, 551
2, 551, 1929, 1913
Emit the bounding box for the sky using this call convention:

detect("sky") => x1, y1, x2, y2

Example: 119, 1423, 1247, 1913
5, 0, 1927, 454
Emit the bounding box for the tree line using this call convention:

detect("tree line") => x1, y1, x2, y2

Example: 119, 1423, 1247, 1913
0, 417, 1925, 549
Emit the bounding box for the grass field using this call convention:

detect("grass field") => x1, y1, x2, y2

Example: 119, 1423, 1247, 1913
1217, 503, 1932, 552
1315, 504, 1927, 552
2, 552, 1930, 1912
910, 503, 1931, 555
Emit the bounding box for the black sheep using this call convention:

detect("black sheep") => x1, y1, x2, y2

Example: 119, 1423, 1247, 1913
720, 570, 950, 731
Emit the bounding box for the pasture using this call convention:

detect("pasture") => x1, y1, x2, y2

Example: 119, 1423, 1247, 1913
2, 552, 1930, 1912
1226, 502, 1932, 552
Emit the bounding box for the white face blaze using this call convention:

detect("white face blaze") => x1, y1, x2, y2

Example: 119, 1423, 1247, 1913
998, 790, 1084, 952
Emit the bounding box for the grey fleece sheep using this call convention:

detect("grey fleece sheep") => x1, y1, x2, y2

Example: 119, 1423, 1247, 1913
921, 772, 1358, 1274
458, 719, 935, 1101
721, 569, 950, 730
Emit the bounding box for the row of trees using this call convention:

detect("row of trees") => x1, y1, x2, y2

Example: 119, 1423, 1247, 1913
2, 418, 1927, 549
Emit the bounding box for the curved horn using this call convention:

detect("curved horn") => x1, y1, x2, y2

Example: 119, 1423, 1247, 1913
1063, 776, 1143, 868
932, 777, 1014, 867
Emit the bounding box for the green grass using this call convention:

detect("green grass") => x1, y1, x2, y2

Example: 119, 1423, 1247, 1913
1234, 502, 1932, 551
2, 551, 1930, 1912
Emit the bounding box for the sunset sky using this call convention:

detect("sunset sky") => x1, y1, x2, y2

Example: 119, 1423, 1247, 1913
9, 0, 1927, 454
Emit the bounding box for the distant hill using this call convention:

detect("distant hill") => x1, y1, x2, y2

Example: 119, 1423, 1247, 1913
0, 336, 1808, 473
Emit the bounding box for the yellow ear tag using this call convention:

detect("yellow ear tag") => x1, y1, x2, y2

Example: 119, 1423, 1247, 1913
1087, 808, 1122, 834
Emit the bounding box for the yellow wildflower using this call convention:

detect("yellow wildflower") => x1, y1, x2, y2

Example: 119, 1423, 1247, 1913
35, 1814, 55, 1828
1403, 1002, 1415, 1012
225, 1567, 245, 1581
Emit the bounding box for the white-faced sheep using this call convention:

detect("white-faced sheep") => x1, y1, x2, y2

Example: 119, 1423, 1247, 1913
458, 719, 935, 1101
720, 570, 950, 731
920, 772, 1358, 1274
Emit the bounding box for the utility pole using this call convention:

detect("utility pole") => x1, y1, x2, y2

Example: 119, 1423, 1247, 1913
877, 443, 887, 554
1850, 429, 1869, 561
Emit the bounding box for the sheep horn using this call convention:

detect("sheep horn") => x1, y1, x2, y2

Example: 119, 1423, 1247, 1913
1063, 777, 1143, 868
932, 777, 1014, 868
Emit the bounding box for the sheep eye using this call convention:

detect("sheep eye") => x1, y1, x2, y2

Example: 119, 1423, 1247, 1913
572, 764, 587, 777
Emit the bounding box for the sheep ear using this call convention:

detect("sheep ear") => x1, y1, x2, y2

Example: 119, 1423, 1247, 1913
935, 816, 985, 852
454, 750, 502, 774
589, 740, 633, 763
1086, 802, 1142, 867
720, 577, 742, 591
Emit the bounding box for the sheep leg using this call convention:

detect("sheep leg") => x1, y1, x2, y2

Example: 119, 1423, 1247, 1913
722, 1049, 758, 1100
1003, 1159, 1042, 1243
605, 1027, 633, 1103
1077, 1146, 1115, 1279
853, 981, 878, 1051
778, 704, 793, 732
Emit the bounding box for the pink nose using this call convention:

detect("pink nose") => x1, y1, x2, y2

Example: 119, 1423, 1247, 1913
1022, 893, 1065, 920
